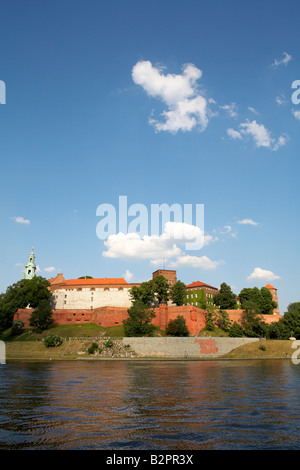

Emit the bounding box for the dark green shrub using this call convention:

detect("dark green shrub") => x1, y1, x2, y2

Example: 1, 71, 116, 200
44, 335, 63, 348
166, 315, 189, 336
228, 321, 244, 337
259, 344, 266, 351
104, 339, 113, 348
88, 342, 99, 354
11, 319, 25, 336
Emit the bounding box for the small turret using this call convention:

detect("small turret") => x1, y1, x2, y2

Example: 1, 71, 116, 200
23, 247, 36, 279
265, 284, 280, 315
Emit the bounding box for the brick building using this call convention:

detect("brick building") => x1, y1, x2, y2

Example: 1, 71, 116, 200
185, 281, 219, 307
152, 269, 177, 286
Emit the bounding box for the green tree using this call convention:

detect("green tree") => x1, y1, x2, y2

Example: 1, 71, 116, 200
281, 302, 300, 338
213, 283, 237, 310
152, 275, 170, 303
129, 275, 170, 306
129, 281, 155, 306
204, 305, 217, 332
241, 301, 269, 337
166, 315, 189, 336
170, 280, 186, 306
123, 300, 156, 337
268, 320, 290, 340
29, 300, 53, 332
239, 287, 276, 315
228, 321, 244, 337
0, 276, 52, 332
11, 319, 25, 336
216, 309, 232, 332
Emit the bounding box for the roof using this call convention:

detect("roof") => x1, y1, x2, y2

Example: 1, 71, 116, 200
265, 284, 277, 290
63, 278, 128, 286
186, 281, 218, 290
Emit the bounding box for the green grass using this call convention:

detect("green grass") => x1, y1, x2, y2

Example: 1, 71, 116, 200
1, 322, 167, 342
198, 327, 230, 337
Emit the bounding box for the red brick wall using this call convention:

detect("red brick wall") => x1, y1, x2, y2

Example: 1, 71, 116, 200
14, 305, 281, 334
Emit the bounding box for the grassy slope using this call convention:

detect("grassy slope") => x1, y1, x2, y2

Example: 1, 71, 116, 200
2, 324, 296, 360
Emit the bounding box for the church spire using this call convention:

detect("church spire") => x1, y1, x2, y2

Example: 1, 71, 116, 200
23, 247, 36, 279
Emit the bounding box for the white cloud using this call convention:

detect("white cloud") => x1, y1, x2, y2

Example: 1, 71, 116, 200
102, 221, 222, 270
247, 267, 280, 282
103, 221, 211, 261
132, 60, 210, 133
239, 120, 273, 148
271, 52, 292, 68
123, 270, 134, 282
272, 134, 289, 151
11, 216, 30, 225
237, 219, 259, 226
248, 106, 259, 115
227, 128, 242, 140
103, 231, 182, 261
275, 94, 287, 105
220, 102, 238, 118
228, 119, 288, 151
292, 109, 300, 120
44, 266, 56, 273
170, 255, 223, 270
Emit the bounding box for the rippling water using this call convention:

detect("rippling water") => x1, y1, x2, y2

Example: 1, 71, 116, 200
0, 359, 300, 450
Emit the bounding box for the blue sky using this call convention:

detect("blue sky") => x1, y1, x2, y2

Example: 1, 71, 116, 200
1, 0, 299, 315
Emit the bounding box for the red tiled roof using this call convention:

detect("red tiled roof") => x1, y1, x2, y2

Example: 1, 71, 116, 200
63, 278, 128, 286
265, 284, 276, 290
186, 281, 218, 290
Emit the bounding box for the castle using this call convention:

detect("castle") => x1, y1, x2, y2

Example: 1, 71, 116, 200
14, 249, 281, 334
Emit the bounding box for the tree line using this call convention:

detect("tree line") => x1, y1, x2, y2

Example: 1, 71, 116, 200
0, 275, 299, 340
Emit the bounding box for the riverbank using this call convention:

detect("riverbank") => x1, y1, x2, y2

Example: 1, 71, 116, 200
4, 338, 295, 361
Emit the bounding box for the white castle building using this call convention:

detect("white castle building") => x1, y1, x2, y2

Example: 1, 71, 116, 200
49, 273, 140, 310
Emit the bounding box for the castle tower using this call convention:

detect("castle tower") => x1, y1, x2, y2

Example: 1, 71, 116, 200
265, 284, 280, 315
23, 247, 36, 280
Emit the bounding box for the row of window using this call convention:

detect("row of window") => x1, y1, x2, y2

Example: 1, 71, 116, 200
187, 292, 214, 299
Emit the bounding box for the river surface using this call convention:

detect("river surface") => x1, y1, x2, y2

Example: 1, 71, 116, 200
0, 359, 300, 450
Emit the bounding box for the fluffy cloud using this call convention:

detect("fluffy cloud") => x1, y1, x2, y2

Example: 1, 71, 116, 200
219, 102, 238, 118
271, 52, 292, 68
44, 266, 56, 273
102, 221, 222, 270
11, 216, 30, 225
123, 270, 134, 282
103, 231, 181, 260
227, 119, 288, 151
227, 128, 242, 140
132, 60, 210, 133
247, 267, 280, 282
170, 255, 223, 270
103, 221, 206, 260
237, 219, 259, 226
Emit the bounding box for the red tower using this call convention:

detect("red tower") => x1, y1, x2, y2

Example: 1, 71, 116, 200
265, 284, 280, 315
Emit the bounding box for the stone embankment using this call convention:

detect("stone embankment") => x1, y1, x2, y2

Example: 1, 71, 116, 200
121, 337, 259, 358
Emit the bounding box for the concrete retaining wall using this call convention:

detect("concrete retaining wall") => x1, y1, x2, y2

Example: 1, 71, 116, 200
122, 337, 259, 358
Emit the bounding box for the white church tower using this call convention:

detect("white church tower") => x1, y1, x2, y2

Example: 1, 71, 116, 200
23, 247, 36, 279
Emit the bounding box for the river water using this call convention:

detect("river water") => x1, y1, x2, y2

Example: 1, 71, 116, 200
0, 359, 300, 450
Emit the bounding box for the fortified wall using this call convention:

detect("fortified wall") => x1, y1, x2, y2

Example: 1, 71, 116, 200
14, 303, 281, 334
